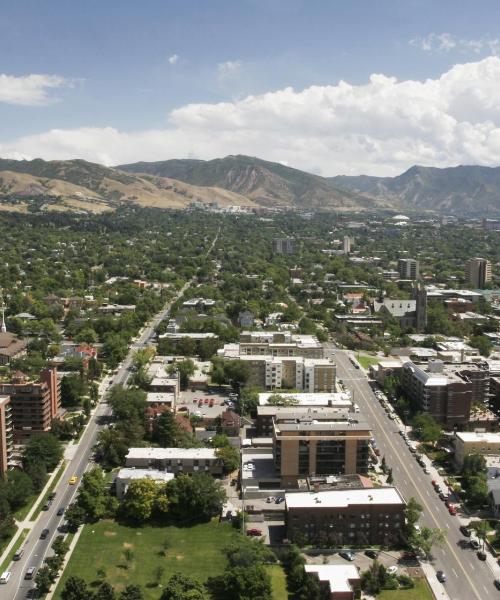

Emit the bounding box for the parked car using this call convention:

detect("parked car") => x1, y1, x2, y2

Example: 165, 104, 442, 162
436, 571, 446, 583
439, 492, 448, 501
57, 507, 65, 516
13, 548, 24, 561
470, 538, 480, 550
339, 551, 355, 561
494, 578, 500, 590
460, 525, 471, 537
478, 551, 487, 561
266, 496, 276, 503
40, 529, 49, 540
275, 496, 285, 504
386, 566, 398, 575
364, 549, 378, 559
448, 506, 457, 515
246, 528, 262, 537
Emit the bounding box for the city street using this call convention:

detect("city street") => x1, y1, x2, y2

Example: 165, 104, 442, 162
4, 281, 194, 600
329, 345, 500, 600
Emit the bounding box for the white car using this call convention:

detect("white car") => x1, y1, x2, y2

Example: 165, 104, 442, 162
386, 566, 398, 575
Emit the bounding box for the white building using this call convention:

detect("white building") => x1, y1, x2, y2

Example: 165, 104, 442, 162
114, 468, 174, 500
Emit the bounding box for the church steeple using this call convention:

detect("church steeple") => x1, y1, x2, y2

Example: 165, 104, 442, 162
0, 290, 6, 333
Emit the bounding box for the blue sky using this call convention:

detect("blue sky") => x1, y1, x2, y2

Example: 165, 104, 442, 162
1, 0, 500, 175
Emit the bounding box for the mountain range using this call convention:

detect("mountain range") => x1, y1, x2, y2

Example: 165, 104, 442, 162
0, 155, 499, 215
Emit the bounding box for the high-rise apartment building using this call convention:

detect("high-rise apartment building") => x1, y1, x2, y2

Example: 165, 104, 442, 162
0, 396, 13, 475
272, 238, 296, 255
0, 368, 61, 442
465, 258, 492, 288
343, 236, 353, 254
398, 258, 419, 280
273, 408, 371, 487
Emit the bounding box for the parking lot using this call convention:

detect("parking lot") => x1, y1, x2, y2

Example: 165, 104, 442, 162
177, 388, 234, 420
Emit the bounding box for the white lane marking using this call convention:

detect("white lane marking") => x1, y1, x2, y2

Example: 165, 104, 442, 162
452, 568, 458, 578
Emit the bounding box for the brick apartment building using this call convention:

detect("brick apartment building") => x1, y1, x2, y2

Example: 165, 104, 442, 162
273, 409, 372, 488
401, 360, 473, 427
125, 447, 223, 475
238, 331, 324, 359
0, 395, 13, 475
285, 487, 406, 546
0, 368, 61, 442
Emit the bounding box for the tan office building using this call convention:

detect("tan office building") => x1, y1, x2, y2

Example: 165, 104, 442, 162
454, 431, 500, 468
272, 409, 372, 487
465, 258, 492, 288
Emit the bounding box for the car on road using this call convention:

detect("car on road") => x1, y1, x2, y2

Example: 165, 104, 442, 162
364, 549, 379, 559
478, 551, 487, 561
448, 506, 457, 515
25, 567, 36, 580
48, 492, 56, 501
386, 566, 398, 575
339, 551, 355, 561
42, 500, 51, 511
40, 528, 49, 540
57, 507, 65, 516
470, 538, 480, 550
423, 467, 430, 474
494, 578, 500, 590
0, 570, 11, 583
246, 528, 262, 536
13, 548, 24, 561
439, 492, 448, 501
460, 525, 471, 537
436, 571, 446, 583
69, 475, 78, 485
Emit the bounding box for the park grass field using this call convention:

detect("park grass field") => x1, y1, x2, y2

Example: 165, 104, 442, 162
53, 519, 240, 599
378, 578, 434, 600
357, 354, 381, 370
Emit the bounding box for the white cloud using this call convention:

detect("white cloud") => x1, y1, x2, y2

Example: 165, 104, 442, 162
4, 57, 500, 175
0, 73, 70, 106
168, 54, 179, 65
217, 60, 243, 78
410, 33, 500, 55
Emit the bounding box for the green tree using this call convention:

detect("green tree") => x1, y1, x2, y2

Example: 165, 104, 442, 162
412, 413, 442, 444
35, 565, 54, 594
470, 335, 493, 357
405, 497, 423, 535
207, 564, 272, 600
216, 446, 240, 474
24, 433, 63, 471
119, 585, 144, 600
165, 473, 226, 523
152, 411, 180, 447
121, 478, 168, 523
60, 576, 89, 600
94, 581, 116, 600
76, 467, 118, 522
5, 470, 34, 510
160, 573, 210, 600
168, 359, 195, 390
61, 373, 88, 407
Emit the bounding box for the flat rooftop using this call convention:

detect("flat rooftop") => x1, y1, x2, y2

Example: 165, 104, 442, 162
285, 487, 404, 509
305, 565, 359, 594
258, 392, 350, 407
145, 393, 175, 404
455, 432, 500, 444
126, 447, 217, 460
116, 468, 174, 482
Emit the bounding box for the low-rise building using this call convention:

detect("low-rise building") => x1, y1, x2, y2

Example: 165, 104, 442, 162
125, 447, 223, 475
114, 468, 174, 500
285, 487, 406, 546
304, 564, 360, 600
219, 410, 241, 437
144, 393, 176, 429
0, 332, 28, 365
454, 431, 500, 468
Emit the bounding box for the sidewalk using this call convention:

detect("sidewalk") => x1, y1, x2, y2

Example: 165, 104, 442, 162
420, 561, 451, 600
45, 524, 84, 600
0, 456, 68, 567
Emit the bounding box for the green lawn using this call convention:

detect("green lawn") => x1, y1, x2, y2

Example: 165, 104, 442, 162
0, 528, 29, 573
378, 578, 434, 600
53, 519, 240, 599
14, 495, 38, 521
357, 355, 380, 369
267, 564, 288, 600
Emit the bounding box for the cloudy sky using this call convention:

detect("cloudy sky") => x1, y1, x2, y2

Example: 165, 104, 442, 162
1, 0, 500, 175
